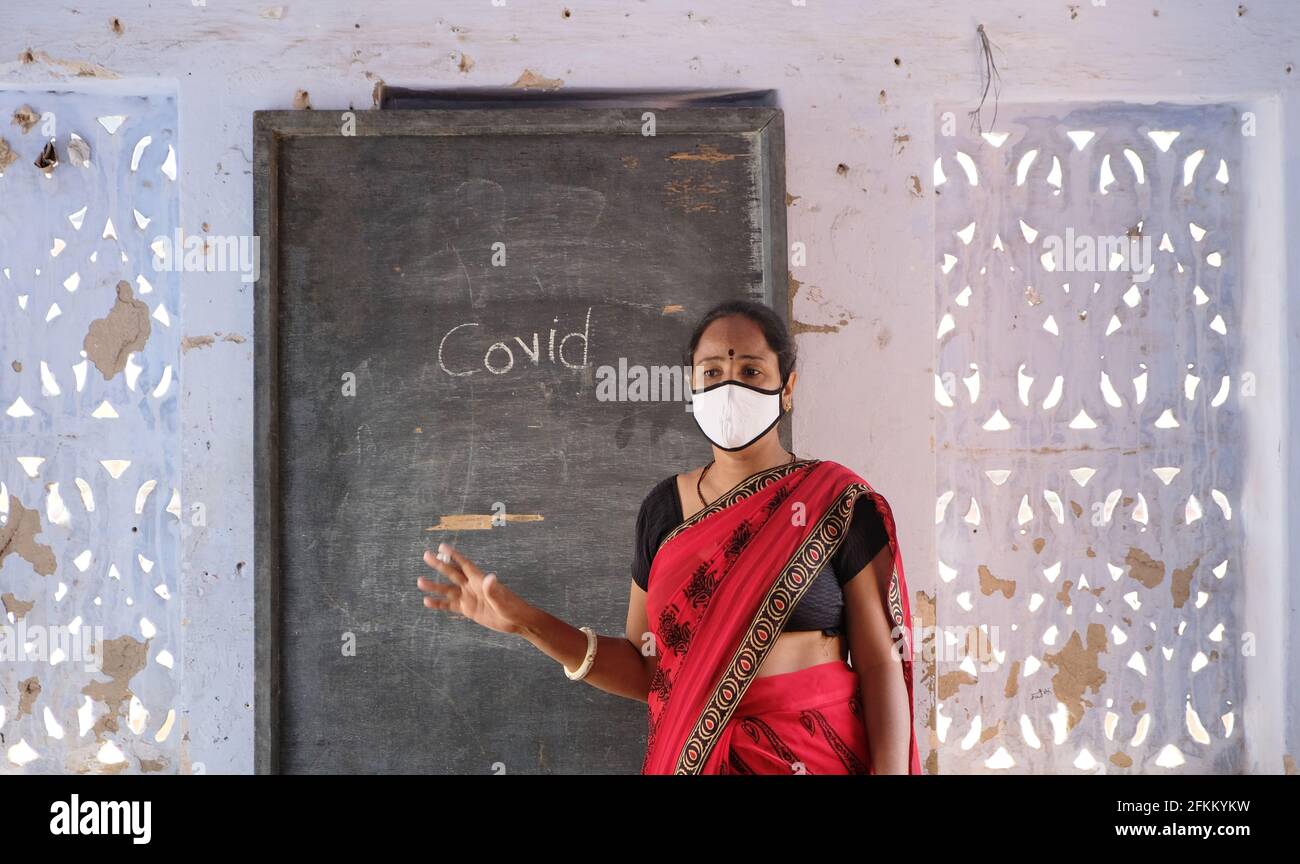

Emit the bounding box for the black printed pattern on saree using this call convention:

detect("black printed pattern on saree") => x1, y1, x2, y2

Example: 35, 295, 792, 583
682, 561, 719, 610
762, 482, 794, 516
656, 602, 693, 656
735, 717, 801, 770
722, 518, 754, 565
644, 705, 659, 769
800, 708, 870, 775
643, 661, 674, 768
648, 661, 673, 703
722, 744, 756, 775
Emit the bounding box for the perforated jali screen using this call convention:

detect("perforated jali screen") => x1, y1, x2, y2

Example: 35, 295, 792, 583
932, 103, 1244, 773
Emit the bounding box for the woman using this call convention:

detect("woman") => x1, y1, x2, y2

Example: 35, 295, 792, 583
417, 299, 920, 775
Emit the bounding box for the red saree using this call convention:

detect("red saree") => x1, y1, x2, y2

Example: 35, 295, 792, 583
641, 458, 921, 775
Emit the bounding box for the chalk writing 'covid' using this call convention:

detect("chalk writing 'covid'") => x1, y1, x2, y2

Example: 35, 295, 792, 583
438, 308, 592, 376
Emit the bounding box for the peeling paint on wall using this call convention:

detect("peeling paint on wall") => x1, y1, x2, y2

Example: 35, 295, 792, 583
509, 69, 564, 90
11, 104, 39, 133
2, 592, 35, 619
978, 563, 1015, 598
0, 495, 57, 575
181, 332, 246, 353
82, 635, 149, 739
84, 281, 152, 380
17, 48, 121, 79
1044, 623, 1109, 731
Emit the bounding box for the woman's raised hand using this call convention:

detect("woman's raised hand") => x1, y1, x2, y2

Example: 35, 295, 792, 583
418, 542, 532, 636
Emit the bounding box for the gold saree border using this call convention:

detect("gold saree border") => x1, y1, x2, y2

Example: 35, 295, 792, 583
673, 477, 877, 774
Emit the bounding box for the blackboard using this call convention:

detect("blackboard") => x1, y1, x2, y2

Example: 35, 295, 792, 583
254, 106, 788, 773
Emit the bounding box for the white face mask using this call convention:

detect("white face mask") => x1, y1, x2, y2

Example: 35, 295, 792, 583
689, 379, 786, 451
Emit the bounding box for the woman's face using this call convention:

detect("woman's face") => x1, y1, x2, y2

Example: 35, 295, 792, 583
691, 315, 795, 399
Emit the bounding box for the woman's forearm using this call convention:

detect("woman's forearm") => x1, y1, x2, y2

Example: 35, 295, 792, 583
517, 606, 653, 702
859, 660, 912, 774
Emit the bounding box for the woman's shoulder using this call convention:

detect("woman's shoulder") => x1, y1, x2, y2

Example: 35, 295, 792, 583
638, 471, 691, 519
808, 458, 876, 490
652, 465, 710, 503
805, 458, 896, 516
639, 473, 677, 507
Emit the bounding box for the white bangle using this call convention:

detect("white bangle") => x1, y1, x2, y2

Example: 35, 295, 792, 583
563, 626, 598, 681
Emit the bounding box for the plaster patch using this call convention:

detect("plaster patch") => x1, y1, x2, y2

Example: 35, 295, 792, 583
978, 564, 1016, 598
1125, 546, 1165, 589
18, 48, 121, 78
82, 635, 150, 739
2, 592, 34, 619
11, 105, 39, 133
938, 670, 977, 700
84, 280, 151, 379
181, 334, 215, 353
790, 319, 843, 335
510, 69, 563, 90
1043, 623, 1108, 731
1171, 557, 1199, 608
18, 675, 41, 717
0, 494, 57, 575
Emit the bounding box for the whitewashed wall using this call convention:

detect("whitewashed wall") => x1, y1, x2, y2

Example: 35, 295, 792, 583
1, 0, 1296, 774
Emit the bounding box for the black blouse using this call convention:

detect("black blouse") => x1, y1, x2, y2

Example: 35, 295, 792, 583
631, 474, 890, 636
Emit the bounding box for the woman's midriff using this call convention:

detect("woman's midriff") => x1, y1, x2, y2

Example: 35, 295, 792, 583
756, 630, 849, 678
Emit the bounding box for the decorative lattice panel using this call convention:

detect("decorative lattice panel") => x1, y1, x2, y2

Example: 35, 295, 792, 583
0, 90, 181, 772
933, 103, 1244, 772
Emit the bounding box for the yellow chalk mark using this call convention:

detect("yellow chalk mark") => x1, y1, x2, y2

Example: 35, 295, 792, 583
427, 514, 544, 531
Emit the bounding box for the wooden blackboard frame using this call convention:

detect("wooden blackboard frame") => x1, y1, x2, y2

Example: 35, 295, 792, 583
253, 107, 788, 774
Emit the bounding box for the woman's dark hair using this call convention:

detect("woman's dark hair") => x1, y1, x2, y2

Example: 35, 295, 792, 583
684, 299, 796, 383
